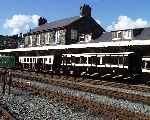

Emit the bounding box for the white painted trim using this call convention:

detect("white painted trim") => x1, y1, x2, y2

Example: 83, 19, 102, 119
19, 55, 54, 64
142, 69, 150, 73
1, 39, 150, 53
62, 63, 128, 69
142, 58, 150, 61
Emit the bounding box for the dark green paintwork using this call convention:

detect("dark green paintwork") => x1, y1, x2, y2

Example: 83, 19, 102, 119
0, 56, 15, 68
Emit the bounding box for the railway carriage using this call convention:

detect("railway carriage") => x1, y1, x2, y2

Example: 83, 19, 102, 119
19, 55, 54, 72
0, 55, 16, 68
62, 52, 142, 79
142, 57, 150, 73
0, 49, 142, 81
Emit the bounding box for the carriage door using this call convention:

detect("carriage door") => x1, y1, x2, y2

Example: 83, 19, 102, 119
37, 58, 43, 72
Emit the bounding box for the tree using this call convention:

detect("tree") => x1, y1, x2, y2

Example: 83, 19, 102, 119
38, 17, 47, 26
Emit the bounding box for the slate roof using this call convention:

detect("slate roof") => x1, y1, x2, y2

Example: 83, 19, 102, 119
31, 16, 81, 34
133, 27, 150, 40
90, 27, 150, 44
90, 32, 112, 43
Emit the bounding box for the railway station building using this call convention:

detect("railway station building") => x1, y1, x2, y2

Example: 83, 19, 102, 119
1, 4, 150, 69
24, 4, 105, 48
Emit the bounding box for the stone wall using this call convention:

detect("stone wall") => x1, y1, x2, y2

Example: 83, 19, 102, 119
24, 29, 66, 47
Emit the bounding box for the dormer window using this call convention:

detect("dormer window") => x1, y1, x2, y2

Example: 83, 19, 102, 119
79, 33, 91, 42
79, 34, 85, 41
123, 30, 132, 39
112, 31, 122, 40
85, 34, 92, 42
118, 31, 122, 38
112, 30, 132, 40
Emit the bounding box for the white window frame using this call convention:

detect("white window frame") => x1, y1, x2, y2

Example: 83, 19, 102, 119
112, 31, 122, 40
45, 32, 49, 45
123, 30, 132, 39
29, 35, 33, 47
85, 34, 92, 42
55, 31, 60, 44
112, 30, 132, 40
37, 34, 41, 46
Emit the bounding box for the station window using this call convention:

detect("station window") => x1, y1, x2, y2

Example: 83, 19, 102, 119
71, 29, 78, 40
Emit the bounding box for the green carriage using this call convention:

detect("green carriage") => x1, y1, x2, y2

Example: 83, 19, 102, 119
0, 56, 16, 68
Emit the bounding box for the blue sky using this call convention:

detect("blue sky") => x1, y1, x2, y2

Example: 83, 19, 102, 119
0, 0, 150, 35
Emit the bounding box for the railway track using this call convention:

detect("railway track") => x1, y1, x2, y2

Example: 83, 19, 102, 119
11, 77, 150, 120
0, 106, 16, 120
0, 69, 150, 119
12, 70, 150, 94
6, 70, 150, 105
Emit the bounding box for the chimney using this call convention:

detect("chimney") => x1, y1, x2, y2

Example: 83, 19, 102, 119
38, 17, 47, 26
80, 4, 91, 17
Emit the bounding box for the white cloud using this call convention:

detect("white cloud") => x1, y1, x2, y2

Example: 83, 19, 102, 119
107, 16, 150, 31
95, 19, 101, 25
4, 14, 40, 35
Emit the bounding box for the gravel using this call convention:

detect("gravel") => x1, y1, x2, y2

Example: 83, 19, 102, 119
20, 79, 150, 116
0, 86, 103, 120
1, 76, 150, 119
18, 78, 150, 117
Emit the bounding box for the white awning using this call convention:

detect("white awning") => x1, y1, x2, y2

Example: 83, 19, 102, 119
0, 39, 150, 53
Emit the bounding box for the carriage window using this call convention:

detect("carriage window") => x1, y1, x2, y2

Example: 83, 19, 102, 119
49, 58, 51, 63
27, 58, 29, 62
75, 57, 80, 64
118, 56, 123, 65
44, 58, 47, 62
111, 56, 118, 64
88, 56, 98, 64
146, 61, 150, 69
80, 56, 87, 64
88, 57, 92, 64
66, 57, 71, 64
30, 58, 32, 62
24, 58, 26, 62
94, 56, 99, 65
71, 56, 75, 63
33, 58, 36, 62
62, 56, 68, 64
123, 56, 128, 66
96, 57, 100, 65
103, 56, 111, 64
